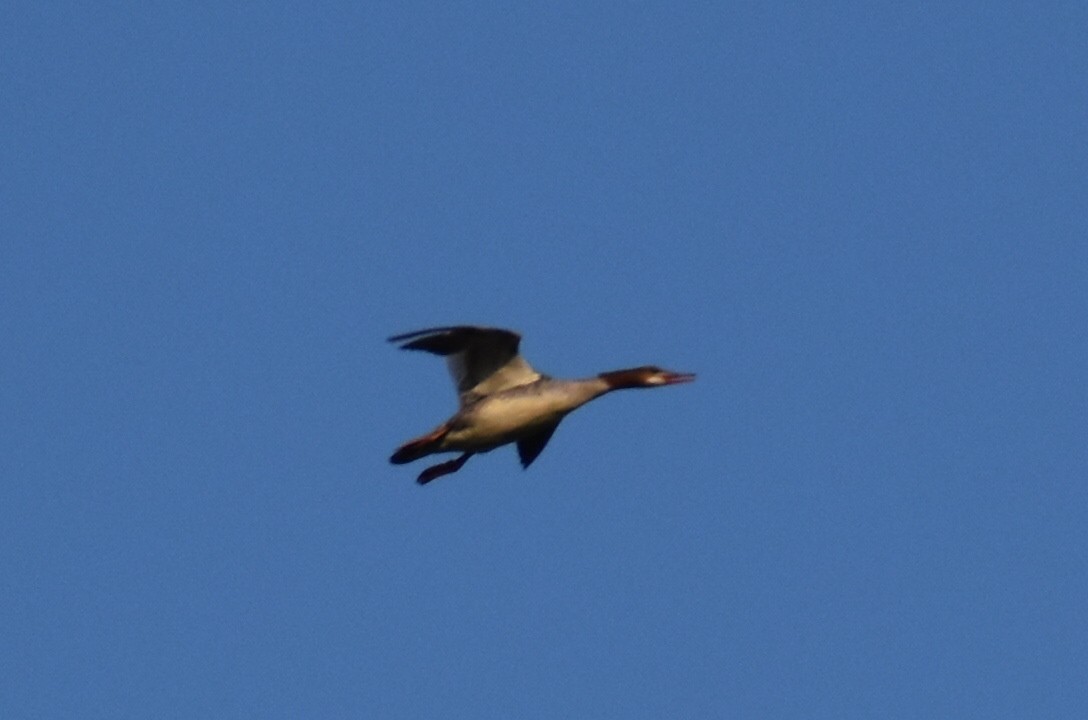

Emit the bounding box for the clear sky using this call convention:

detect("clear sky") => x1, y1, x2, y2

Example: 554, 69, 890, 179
3, 2, 1086, 718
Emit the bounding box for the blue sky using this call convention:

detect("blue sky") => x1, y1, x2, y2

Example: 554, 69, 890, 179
3, 2, 1086, 717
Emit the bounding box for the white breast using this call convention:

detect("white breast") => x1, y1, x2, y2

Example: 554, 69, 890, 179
476, 394, 570, 434
442, 393, 574, 450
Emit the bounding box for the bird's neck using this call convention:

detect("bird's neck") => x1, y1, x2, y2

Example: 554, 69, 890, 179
597, 368, 650, 390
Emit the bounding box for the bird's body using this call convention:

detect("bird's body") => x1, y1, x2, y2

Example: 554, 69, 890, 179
440, 376, 607, 451
388, 326, 693, 484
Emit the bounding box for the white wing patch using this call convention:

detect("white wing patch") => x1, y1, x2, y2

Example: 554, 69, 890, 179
460, 355, 540, 402
391, 326, 542, 405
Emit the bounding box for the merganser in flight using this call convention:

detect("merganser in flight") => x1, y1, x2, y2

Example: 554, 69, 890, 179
389, 326, 694, 484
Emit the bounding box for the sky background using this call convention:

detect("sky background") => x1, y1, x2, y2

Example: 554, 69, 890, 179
3, 2, 1086, 718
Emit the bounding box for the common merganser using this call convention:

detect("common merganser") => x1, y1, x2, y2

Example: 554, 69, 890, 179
388, 326, 694, 484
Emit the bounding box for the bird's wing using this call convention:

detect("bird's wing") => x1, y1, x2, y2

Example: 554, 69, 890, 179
389, 326, 541, 404
516, 421, 560, 468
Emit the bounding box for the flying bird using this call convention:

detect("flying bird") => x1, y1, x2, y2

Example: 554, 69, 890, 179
388, 325, 694, 484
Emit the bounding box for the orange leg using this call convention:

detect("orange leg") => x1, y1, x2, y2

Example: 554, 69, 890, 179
390, 423, 450, 464
417, 453, 474, 485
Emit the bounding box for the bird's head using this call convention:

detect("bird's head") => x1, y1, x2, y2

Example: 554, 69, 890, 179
599, 366, 696, 390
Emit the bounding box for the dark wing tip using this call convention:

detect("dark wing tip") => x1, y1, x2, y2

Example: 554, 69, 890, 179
516, 422, 559, 469
387, 326, 523, 354
387, 326, 462, 344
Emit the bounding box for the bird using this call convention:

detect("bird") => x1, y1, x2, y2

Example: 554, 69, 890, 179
388, 325, 694, 484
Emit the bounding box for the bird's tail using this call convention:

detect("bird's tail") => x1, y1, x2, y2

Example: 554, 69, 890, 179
389, 423, 450, 464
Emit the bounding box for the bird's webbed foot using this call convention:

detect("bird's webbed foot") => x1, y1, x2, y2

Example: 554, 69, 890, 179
417, 452, 474, 485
